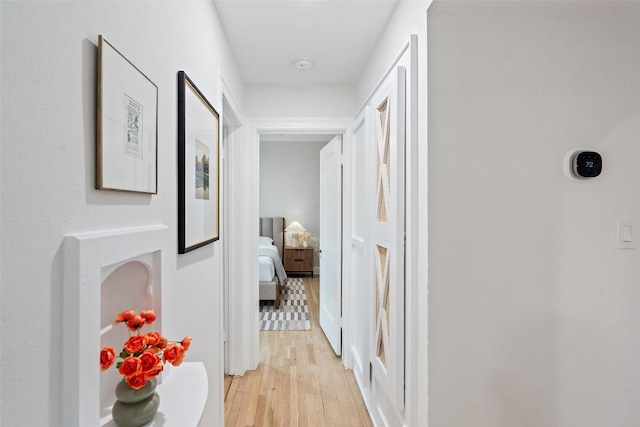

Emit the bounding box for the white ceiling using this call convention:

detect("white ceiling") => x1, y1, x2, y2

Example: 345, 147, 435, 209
213, 0, 400, 86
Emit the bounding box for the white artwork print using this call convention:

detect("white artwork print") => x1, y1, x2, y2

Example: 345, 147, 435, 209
123, 94, 143, 160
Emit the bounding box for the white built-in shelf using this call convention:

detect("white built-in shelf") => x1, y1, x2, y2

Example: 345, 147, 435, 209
101, 361, 208, 426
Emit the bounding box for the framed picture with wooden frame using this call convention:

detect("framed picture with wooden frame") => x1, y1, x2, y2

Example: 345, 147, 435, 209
96, 35, 158, 194
177, 71, 220, 253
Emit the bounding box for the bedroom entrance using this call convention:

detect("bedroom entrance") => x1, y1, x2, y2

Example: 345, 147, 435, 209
225, 124, 362, 424
256, 131, 342, 317
257, 131, 344, 350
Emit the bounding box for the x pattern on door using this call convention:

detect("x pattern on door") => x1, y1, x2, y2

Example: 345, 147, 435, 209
369, 66, 406, 415
375, 244, 390, 366
374, 96, 391, 370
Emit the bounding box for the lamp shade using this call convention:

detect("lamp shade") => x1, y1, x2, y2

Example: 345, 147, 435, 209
284, 221, 306, 232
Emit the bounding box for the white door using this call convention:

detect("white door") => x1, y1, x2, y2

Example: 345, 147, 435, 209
319, 135, 343, 356
370, 66, 406, 412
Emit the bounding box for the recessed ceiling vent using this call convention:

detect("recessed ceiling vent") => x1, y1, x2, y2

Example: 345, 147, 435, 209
294, 58, 312, 70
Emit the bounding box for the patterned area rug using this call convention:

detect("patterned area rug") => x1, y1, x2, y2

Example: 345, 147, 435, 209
260, 278, 311, 331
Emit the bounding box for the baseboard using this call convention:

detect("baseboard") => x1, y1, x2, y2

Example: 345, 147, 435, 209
352, 363, 380, 427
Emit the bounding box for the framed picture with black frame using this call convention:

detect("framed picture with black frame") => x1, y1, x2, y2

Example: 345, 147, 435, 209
177, 71, 220, 253
97, 35, 158, 194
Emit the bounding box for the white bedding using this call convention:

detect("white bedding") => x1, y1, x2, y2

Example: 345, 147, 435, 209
259, 255, 275, 281
258, 243, 280, 282
258, 244, 280, 282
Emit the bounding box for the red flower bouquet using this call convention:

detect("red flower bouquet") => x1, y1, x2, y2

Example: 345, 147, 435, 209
100, 310, 192, 389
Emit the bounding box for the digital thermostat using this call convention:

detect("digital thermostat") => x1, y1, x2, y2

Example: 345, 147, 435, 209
569, 150, 602, 179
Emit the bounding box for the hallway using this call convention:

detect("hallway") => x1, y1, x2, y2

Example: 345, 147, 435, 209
224, 276, 373, 426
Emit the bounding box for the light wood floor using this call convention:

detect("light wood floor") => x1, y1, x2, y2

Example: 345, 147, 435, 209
224, 276, 373, 427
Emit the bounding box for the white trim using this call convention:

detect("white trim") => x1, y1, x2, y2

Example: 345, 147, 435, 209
404, 33, 422, 427
63, 225, 168, 427
342, 123, 354, 370
352, 237, 365, 249
354, 41, 410, 119
220, 75, 248, 377
222, 122, 231, 375
249, 117, 352, 133
418, 8, 431, 425
220, 76, 243, 128
353, 363, 381, 427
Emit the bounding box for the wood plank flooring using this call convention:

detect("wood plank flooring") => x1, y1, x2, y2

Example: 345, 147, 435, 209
225, 375, 233, 400
224, 276, 373, 427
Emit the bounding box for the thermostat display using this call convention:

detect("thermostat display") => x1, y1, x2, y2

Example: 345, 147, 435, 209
571, 151, 602, 179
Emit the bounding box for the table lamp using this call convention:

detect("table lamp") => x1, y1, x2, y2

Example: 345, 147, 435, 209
284, 221, 306, 247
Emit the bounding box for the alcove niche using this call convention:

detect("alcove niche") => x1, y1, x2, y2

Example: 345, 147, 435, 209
100, 259, 157, 420
63, 225, 207, 426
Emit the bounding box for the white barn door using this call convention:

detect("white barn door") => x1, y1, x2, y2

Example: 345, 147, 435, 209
370, 66, 406, 421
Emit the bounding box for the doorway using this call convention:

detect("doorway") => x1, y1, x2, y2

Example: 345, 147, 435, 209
257, 129, 346, 348
223, 120, 359, 420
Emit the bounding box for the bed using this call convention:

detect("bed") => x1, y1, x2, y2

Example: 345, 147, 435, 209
259, 217, 287, 308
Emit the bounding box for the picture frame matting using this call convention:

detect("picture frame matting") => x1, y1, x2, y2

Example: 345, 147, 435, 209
177, 71, 220, 253
96, 35, 158, 194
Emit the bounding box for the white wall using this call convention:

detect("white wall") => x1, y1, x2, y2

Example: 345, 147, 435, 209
0, 1, 243, 425
244, 84, 357, 118
260, 140, 327, 267
428, 1, 640, 426
356, 1, 428, 108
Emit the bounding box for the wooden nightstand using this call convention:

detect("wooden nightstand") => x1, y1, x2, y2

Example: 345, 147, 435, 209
283, 246, 314, 277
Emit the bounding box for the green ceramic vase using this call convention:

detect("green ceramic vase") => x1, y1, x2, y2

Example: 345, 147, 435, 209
112, 378, 160, 427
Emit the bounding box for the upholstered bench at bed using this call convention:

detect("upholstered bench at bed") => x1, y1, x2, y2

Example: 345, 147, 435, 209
259, 279, 280, 308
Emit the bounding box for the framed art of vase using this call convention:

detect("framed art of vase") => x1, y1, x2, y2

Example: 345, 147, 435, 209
96, 35, 158, 194
177, 71, 220, 253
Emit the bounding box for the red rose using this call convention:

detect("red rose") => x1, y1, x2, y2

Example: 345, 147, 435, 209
140, 310, 156, 325
126, 316, 146, 331
181, 336, 192, 351
145, 332, 161, 346
115, 310, 136, 322
162, 343, 186, 367
146, 361, 164, 378
118, 356, 142, 377
100, 347, 116, 371
156, 334, 168, 349
126, 373, 148, 390
124, 335, 147, 354
173, 351, 186, 367
140, 350, 160, 373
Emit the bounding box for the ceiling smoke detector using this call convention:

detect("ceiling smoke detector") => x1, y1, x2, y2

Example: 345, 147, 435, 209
294, 58, 312, 70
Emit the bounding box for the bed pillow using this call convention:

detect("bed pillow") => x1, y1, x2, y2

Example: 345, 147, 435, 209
259, 236, 274, 246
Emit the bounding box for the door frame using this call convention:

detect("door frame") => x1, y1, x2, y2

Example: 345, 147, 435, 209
220, 76, 243, 376
246, 118, 353, 367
